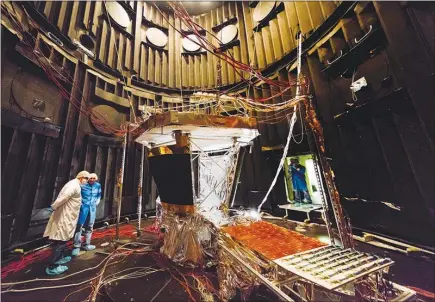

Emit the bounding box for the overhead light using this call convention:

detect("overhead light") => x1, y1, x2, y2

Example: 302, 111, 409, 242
73, 39, 95, 59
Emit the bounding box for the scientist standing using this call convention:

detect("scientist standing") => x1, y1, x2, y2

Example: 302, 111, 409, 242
72, 173, 102, 256
289, 158, 312, 205
44, 171, 90, 275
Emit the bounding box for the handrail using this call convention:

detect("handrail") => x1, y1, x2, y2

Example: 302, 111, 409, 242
354, 25, 373, 44
327, 50, 344, 65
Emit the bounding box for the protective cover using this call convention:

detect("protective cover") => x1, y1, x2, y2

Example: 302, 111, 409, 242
198, 152, 235, 210
217, 232, 273, 301
160, 210, 218, 267
222, 221, 326, 260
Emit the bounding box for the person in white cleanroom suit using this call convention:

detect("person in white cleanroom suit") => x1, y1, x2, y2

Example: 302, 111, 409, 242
43, 171, 90, 275
72, 173, 102, 256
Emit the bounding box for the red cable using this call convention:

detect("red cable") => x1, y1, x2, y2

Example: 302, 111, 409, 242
406, 286, 435, 299
1, 224, 138, 280
167, 2, 307, 94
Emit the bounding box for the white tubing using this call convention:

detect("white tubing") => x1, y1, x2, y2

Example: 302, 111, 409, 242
257, 110, 297, 212
257, 33, 303, 213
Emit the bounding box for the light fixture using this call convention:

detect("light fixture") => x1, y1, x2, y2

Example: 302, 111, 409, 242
245, 209, 261, 220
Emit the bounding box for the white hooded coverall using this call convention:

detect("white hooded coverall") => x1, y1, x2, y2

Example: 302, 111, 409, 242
43, 178, 82, 241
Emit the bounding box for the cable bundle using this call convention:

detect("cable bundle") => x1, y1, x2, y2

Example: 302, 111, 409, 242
152, 252, 219, 302
153, 2, 310, 102
0, 224, 138, 280
2, 1, 310, 133
164, 2, 304, 90
1, 247, 51, 280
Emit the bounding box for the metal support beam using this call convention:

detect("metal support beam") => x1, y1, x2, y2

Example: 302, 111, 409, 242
137, 144, 145, 237
230, 147, 246, 207
224, 137, 240, 207
115, 133, 128, 240
220, 244, 295, 302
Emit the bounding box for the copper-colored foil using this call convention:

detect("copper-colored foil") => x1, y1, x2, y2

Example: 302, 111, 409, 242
222, 221, 326, 260
161, 202, 195, 215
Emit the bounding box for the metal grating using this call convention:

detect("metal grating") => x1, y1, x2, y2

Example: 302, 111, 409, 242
274, 246, 394, 290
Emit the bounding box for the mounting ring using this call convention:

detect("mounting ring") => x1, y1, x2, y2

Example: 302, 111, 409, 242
47, 32, 63, 47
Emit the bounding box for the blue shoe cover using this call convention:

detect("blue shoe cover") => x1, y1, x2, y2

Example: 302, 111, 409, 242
55, 256, 71, 265
46, 265, 68, 276
83, 245, 96, 251
71, 248, 80, 256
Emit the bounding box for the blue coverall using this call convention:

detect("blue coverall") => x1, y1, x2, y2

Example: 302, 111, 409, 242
290, 165, 312, 203
73, 182, 102, 248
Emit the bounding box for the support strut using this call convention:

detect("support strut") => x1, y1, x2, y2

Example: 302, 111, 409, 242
303, 100, 354, 248
137, 144, 145, 237
115, 133, 127, 241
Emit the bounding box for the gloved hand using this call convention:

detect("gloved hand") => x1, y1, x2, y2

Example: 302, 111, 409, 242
47, 206, 55, 213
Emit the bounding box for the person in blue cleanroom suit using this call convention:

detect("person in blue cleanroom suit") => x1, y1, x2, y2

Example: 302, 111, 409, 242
72, 173, 102, 256
289, 158, 312, 205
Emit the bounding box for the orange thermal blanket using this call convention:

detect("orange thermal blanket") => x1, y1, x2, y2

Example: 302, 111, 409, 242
222, 221, 326, 260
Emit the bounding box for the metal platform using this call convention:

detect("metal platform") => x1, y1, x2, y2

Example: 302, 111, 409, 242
133, 111, 259, 151
278, 203, 323, 222
220, 238, 416, 301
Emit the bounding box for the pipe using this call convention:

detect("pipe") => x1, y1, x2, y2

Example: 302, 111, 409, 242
116, 133, 128, 240
137, 144, 145, 237
187, 134, 197, 204
225, 137, 239, 206
295, 32, 302, 99
257, 33, 302, 212
230, 147, 245, 207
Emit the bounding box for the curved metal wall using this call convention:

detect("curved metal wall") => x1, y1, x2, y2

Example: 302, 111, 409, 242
27, 1, 340, 89
1, 1, 434, 248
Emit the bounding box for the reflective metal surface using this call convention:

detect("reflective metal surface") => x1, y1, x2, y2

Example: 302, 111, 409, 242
146, 27, 168, 48
105, 2, 130, 28
217, 24, 238, 45
133, 111, 259, 152
90, 105, 127, 134
182, 34, 201, 52
253, 1, 276, 22
147, 144, 190, 157
173, 130, 190, 147
161, 202, 195, 215
148, 146, 173, 157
